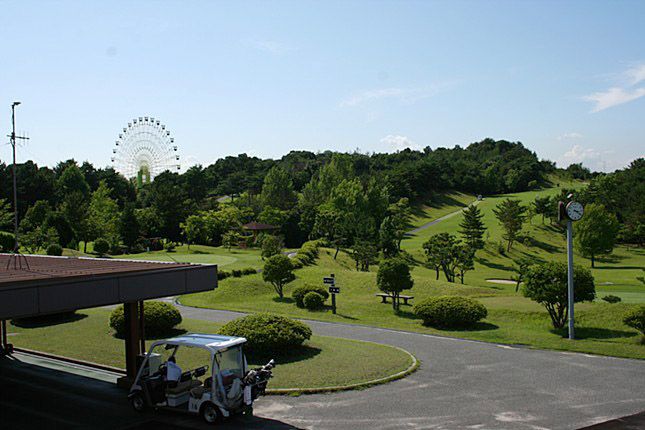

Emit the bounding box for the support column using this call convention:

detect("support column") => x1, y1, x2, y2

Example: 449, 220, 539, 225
118, 301, 144, 388
1, 320, 13, 355
138, 300, 146, 354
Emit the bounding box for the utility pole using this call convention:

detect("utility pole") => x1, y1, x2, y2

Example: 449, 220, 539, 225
6, 102, 29, 270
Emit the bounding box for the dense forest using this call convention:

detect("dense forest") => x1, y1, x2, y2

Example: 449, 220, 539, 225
0, 138, 642, 253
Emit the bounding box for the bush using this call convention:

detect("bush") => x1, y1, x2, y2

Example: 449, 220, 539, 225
46, 243, 63, 256
232, 269, 243, 277
0, 231, 15, 252
261, 235, 282, 260
291, 254, 310, 267
242, 268, 257, 275
303, 292, 325, 310
218, 314, 312, 357
218, 270, 231, 280
291, 257, 304, 269
164, 242, 176, 252
292, 284, 329, 307
623, 305, 645, 334
94, 238, 109, 256
109, 301, 182, 338
413, 296, 488, 329
602, 295, 622, 304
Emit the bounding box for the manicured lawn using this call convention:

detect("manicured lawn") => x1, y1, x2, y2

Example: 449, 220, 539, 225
7, 308, 413, 390
408, 191, 476, 228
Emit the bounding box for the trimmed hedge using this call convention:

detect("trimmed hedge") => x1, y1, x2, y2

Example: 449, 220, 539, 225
46, 243, 63, 256
0, 231, 15, 252
94, 238, 109, 256
303, 292, 325, 310
602, 295, 622, 304
624, 305, 645, 335
413, 296, 487, 329
218, 313, 312, 357
292, 284, 329, 308
109, 301, 182, 338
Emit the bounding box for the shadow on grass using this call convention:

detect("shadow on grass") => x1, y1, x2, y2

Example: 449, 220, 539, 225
550, 327, 637, 340
594, 266, 644, 270
523, 237, 561, 254
248, 345, 322, 365
189, 249, 211, 254
112, 327, 188, 340
11, 312, 88, 328
418, 321, 500, 332
596, 254, 627, 264
272, 297, 295, 304
476, 257, 515, 272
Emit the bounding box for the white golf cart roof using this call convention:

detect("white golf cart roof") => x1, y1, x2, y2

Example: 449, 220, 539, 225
151, 333, 247, 352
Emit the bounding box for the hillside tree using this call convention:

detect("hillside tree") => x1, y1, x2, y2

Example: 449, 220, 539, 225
458, 204, 486, 249
377, 258, 414, 310
262, 254, 295, 299
493, 198, 527, 251
574, 203, 621, 268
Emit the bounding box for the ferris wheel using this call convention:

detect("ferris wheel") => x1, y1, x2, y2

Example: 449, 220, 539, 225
111, 116, 180, 185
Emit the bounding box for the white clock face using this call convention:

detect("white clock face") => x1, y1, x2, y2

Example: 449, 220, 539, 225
566, 201, 584, 221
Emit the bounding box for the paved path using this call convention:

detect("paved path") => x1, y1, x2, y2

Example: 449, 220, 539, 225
177, 304, 645, 430
407, 200, 480, 234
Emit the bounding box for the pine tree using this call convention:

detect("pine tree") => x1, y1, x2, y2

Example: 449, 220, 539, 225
459, 205, 486, 250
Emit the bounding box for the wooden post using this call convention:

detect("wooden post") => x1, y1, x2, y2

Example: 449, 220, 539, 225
123, 302, 142, 378
138, 300, 146, 354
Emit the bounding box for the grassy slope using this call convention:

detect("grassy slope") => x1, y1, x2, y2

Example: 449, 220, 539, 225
408, 191, 476, 228
8, 308, 412, 389
182, 179, 645, 359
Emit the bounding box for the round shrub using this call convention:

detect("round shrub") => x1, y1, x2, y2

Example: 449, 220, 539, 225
602, 295, 622, 304
292, 284, 330, 308
94, 238, 109, 256
303, 292, 325, 310
291, 257, 304, 269
623, 305, 645, 334
242, 268, 257, 275
413, 296, 488, 329
218, 270, 231, 280
46, 243, 63, 256
0, 231, 15, 252
109, 301, 182, 338
218, 313, 312, 357
232, 269, 242, 277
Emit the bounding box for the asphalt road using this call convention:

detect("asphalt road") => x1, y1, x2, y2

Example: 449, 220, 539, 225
178, 304, 645, 430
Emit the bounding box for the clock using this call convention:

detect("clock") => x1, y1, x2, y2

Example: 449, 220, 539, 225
565, 201, 584, 221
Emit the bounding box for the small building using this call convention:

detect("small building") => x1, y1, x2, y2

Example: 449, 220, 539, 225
242, 222, 279, 238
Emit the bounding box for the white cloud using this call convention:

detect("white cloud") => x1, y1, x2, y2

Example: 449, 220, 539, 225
380, 135, 422, 152
249, 40, 288, 54
562, 145, 600, 163
583, 87, 645, 113
626, 64, 645, 86
339, 82, 456, 108
557, 132, 583, 140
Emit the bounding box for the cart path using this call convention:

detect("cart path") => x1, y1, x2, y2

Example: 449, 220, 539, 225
407, 199, 480, 234
175, 304, 645, 430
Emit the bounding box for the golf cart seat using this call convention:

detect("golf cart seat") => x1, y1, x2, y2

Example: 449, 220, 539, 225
167, 378, 202, 395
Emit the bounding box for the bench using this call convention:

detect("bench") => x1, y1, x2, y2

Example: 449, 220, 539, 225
375, 293, 414, 305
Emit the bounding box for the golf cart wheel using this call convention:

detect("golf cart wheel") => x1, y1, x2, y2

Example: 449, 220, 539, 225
200, 402, 221, 424
130, 391, 146, 412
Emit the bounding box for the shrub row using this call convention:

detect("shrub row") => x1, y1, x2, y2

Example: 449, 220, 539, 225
109, 301, 182, 338
291, 240, 325, 269
0, 232, 15, 252
218, 267, 257, 280
218, 313, 312, 357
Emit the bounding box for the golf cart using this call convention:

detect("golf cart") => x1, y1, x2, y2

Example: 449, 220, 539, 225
128, 333, 274, 424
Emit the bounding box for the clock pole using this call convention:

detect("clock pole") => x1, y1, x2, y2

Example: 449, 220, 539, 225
567, 217, 575, 340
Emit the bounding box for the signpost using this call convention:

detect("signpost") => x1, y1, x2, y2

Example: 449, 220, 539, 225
324, 274, 339, 314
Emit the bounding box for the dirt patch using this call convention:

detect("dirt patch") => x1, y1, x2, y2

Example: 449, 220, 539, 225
486, 279, 518, 285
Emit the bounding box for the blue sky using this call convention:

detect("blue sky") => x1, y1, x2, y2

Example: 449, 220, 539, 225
1, 0, 644, 173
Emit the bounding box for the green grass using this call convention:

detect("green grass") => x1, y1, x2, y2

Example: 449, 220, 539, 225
7, 308, 413, 390
181, 180, 645, 360
408, 191, 476, 228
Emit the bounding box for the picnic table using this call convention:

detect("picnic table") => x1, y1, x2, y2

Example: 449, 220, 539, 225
375, 293, 414, 305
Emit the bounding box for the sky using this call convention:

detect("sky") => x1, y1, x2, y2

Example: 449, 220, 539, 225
1, 0, 644, 174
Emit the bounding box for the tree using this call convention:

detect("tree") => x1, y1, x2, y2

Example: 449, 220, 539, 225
493, 198, 527, 251
120, 203, 140, 252
0, 198, 12, 230
261, 166, 297, 210
389, 197, 411, 249
56, 164, 91, 248
574, 203, 620, 268
422, 233, 461, 282
454, 243, 475, 284
88, 181, 121, 252
532, 195, 551, 224
379, 216, 399, 257
181, 214, 208, 249
377, 258, 413, 310
511, 257, 533, 292
258, 206, 288, 228
222, 230, 240, 252
351, 240, 378, 272
262, 254, 295, 298
523, 262, 595, 329
312, 205, 344, 259
261, 234, 282, 259
458, 205, 486, 249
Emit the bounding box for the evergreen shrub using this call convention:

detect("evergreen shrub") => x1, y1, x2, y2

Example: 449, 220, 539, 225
414, 296, 488, 329
46, 243, 63, 256
303, 291, 325, 310
624, 305, 645, 335
109, 301, 182, 338
292, 284, 329, 307
218, 313, 312, 357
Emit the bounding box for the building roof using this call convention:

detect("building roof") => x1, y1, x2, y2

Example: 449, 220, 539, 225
242, 222, 279, 231
0, 254, 217, 320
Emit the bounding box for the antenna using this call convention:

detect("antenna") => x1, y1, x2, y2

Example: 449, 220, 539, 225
6, 101, 30, 270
